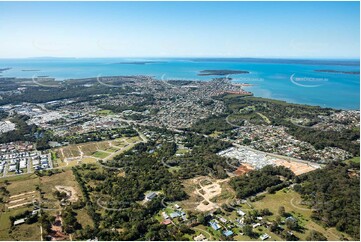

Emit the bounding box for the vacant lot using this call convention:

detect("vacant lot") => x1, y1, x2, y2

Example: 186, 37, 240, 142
234, 164, 253, 176
272, 159, 317, 176
179, 176, 234, 212
5, 175, 40, 197
40, 170, 81, 199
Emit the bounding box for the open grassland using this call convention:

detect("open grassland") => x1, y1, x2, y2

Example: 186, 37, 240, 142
4, 174, 40, 197
0, 207, 39, 241
39, 170, 81, 205
345, 156, 360, 164
76, 207, 94, 228
6, 223, 40, 241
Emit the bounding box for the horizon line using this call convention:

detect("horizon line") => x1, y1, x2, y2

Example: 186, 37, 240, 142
0, 56, 360, 61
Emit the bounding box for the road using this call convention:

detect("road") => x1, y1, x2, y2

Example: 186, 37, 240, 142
2, 162, 7, 177
48, 153, 53, 169
40, 225, 43, 241
27, 157, 32, 174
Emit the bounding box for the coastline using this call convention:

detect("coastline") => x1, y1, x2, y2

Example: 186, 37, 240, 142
0, 74, 359, 111
0, 57, 359, 110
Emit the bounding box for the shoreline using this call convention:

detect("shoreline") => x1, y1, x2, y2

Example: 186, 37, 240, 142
0, 75, 359, 111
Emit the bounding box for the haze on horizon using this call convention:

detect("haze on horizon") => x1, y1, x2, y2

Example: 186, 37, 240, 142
0, 1, 359, 59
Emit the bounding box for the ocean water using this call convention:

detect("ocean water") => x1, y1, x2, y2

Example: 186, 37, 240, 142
0, 58, 359, 110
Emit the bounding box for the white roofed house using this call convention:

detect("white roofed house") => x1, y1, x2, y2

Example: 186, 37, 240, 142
9, 164, 16, 172
162, 211, 169, 220
19, 159, 27, 169
145, 191, 157, 201
32, 159, 40, 166
237, 209, 246, 216
13, 218, 26, 226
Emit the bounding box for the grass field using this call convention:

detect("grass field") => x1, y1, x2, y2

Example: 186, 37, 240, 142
4, 174, 40, 197
209, 131, 222, 138
345, 156, 360, 164
105, 147, 119, 153
7, 223, 40, 241
80, 157, 97, 164
0, 207, 39, 241
76, 208, 94, 229
95, 109, 114, 115
92, 151, 109, 159
168, 166, 181, 173
256, 112, 271, 124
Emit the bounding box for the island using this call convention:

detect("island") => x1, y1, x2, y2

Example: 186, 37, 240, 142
0, 68, 11, 73
114, 61, 166, 65
198, 69, 250, 76
315, 69, 360, 75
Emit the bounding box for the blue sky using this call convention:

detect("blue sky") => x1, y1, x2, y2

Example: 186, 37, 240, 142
0, 1, 359, 58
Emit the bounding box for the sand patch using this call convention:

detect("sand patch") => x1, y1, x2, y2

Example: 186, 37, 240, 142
234, 163, 254, 176
273, 159, 317, 176
55, 186, 78, 202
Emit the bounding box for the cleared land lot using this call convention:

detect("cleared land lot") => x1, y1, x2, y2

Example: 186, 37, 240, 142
54, 136, 141, 167
179, 176, 235, 212
272, 159, 317, 176
39, 170, 81, 210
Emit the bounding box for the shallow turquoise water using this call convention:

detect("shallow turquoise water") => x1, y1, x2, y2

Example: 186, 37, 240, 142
0, 58, 359, 110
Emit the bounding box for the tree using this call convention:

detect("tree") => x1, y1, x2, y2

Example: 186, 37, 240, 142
243, 138, 251, 145
275, 216, 281, 224
197, 214, 206, 225
269, 221, 278, 232
260, 208, 272, 216
278, 206, 286, 217
285, 218, 298, 230
243, 225, 254, 237
282, 230, 298, 241
306, 230, 327, 241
